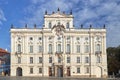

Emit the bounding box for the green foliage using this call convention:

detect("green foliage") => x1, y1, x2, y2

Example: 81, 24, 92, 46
107, 46, 120, 75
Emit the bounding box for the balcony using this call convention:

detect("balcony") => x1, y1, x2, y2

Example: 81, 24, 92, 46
15, 52, 22, 57
48, 52, 53, 54
55, 51, 63, 54
95, 51, 102, 55
66, 52, 70, 54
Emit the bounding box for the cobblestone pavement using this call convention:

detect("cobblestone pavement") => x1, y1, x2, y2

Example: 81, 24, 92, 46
0, 76, 119, 80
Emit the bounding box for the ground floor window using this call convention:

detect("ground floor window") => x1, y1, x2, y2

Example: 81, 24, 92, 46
30, 67, 33, 74
85, 67, 89, 73
77, 67, 80, 73
39, 68, 42, 73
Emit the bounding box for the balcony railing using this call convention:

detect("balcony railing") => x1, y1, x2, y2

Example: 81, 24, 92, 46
15, 52, 22, 57
66, 52, 70, 54
95, 51, 102, 55
55, 51, 63, 54
48, 52, 53, 54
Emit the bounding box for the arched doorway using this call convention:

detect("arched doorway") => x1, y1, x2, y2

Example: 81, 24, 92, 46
95, 66, 102, 78
16, 67, 22, 76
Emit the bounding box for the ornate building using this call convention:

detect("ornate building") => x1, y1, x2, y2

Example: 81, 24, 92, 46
10, 9, 107, 78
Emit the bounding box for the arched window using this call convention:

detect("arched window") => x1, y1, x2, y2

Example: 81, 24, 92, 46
18, 44, 21, 53
66, 22, 69, 28
49, 44, 52, 53
67, 44, 70, 53
57, 44, 61, 52
48, 22, 52, 28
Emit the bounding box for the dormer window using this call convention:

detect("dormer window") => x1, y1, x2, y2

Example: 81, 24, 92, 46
48, 22, 52, 28
66, 22, 69, 28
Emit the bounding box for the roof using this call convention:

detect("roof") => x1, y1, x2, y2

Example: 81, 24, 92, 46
0, 48, 10, 56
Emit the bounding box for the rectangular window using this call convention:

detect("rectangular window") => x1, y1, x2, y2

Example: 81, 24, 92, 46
77, 67, 80, 73
30, 45, 33, 53
67, 57, 70, 63
76, 45, 80, 53
39, 68, 42, 73
77, 57, 80, 63
85, 57, 89, 63
30, 67, 33, 74
39, 57, 42, 63
84, 45, 89, 53
49, 57, 52, 63
30, 57, 33, 64
97, 56, 101, 63
57, 44, 61, 53
85, 67, 89, 73
38, 45, 42, 53
48, 44, 52, 53
18, 57, 21, 63
66, 44, 70, 53
58, 57, 61, 63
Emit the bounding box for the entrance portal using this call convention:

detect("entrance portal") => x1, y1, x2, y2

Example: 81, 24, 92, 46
16, 67, 22, 76
67, 67, 70, 76
57, 66, 63, 77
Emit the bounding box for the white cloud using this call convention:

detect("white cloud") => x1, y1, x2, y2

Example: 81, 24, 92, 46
21, 0, 120, 47
0, 9, 6, 25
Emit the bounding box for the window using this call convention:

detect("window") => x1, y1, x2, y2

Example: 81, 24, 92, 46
66, 22, 69, 28
85, 67, 89, 73
76, 37, 80, 40
85, 37, 88, 40
30, 57, 33, 64
58, 57, 61, 63
30, 45, 33, 53
30, 68, 33, 74
48, 22, 52, 28
17, 44, 21, 53
96, 44, 101, 51
67, 36, 70, 40
57, 44, 61, 52
38, 37, 42, 40
76, 45, 80, 53
85, 57, 89, 63
84, 45, 89, 53
48, 44, 52, 53
97, 56, 101, 63
39, 68, 42, 73
58, 22, 60, 25
66, 44, 70, 53
30, 37, 33, 40
39, 57, 42, 63
67, 57, 70, 63
77, 57, 80, 63
38, 45, 42, 53
77, 67, 80, 73
18, 57, 21, 63
49, 57, 52, 63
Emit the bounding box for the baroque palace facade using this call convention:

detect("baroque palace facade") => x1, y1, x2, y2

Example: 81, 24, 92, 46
10, 9, 107, 78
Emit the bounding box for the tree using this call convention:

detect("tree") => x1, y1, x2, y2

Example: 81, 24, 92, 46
107, 46, 120, 75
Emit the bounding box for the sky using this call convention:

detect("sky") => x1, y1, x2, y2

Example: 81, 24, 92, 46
0, 0, 120, 51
